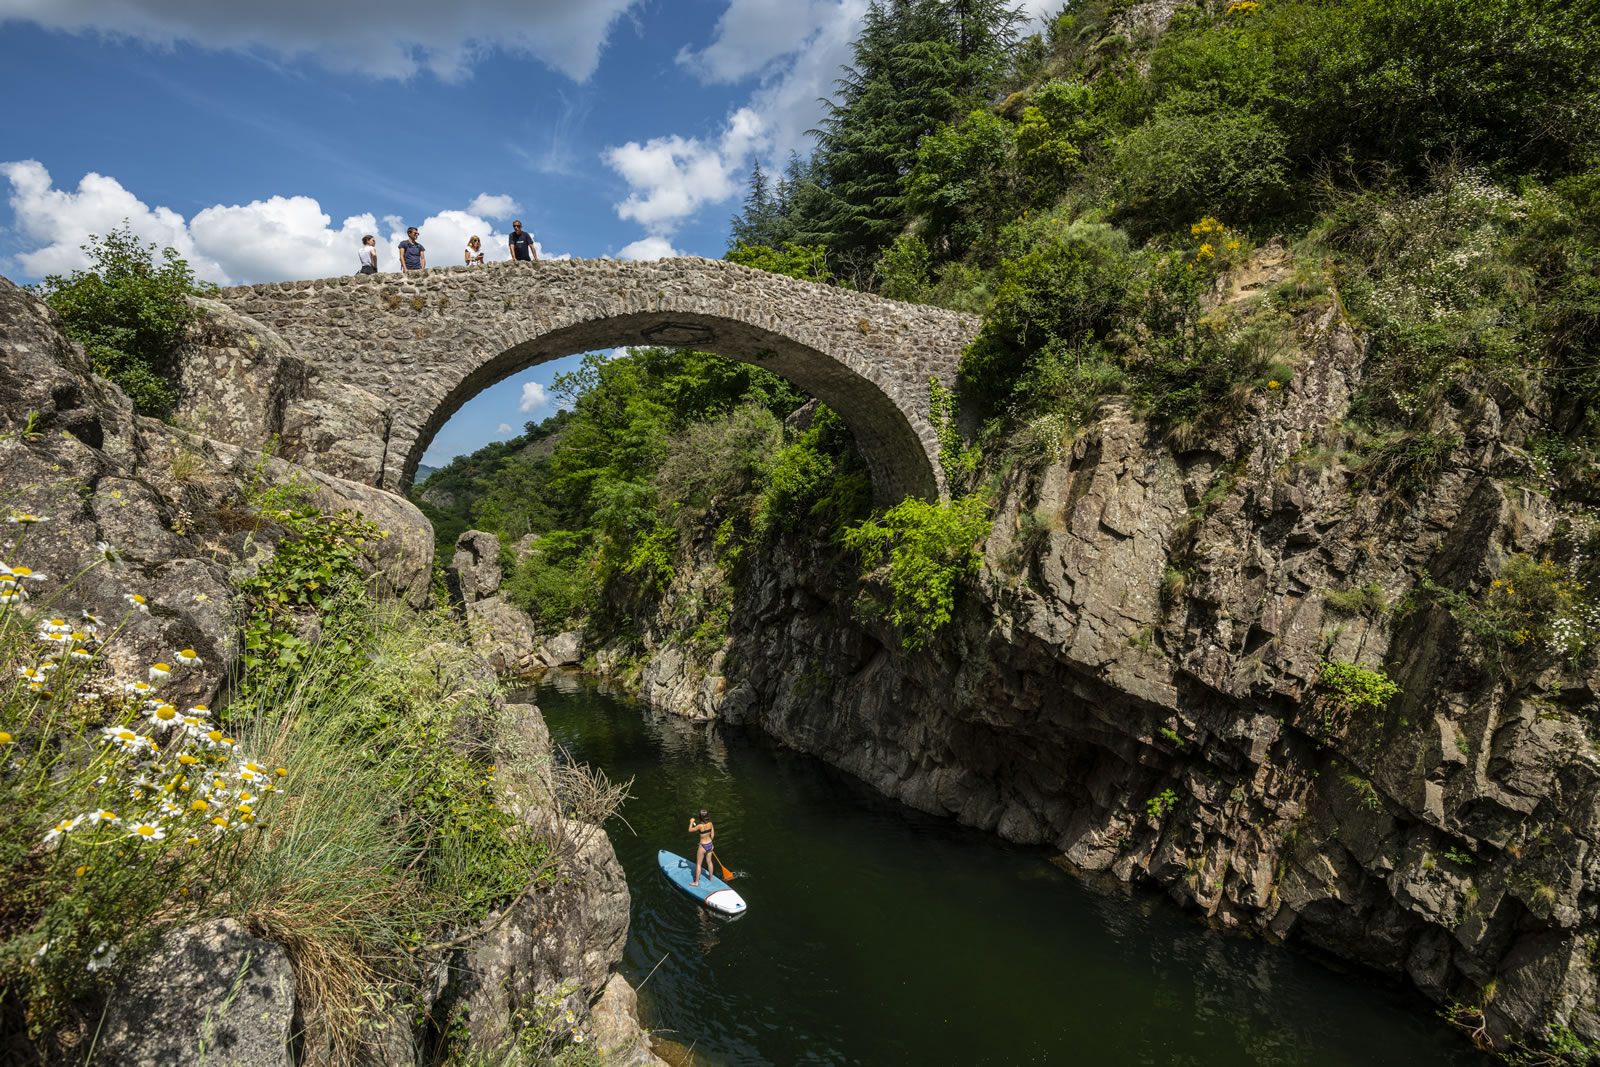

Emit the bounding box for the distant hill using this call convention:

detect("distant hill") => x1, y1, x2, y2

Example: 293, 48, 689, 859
414, 463, 440, 482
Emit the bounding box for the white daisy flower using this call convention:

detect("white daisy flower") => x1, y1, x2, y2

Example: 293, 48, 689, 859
82, 809, 120, 827
125, 680, 154, 697
146, 704, 180, 729
174, 648, 201, 668
7, 513, 46, 525
80, 610, 106, 627
42, 818, 74, 847
85, 942, 118, 972
41, 619, 71, 635
187, 704, 211, 717
127, 822, 166, 843
93, 542, 121, 565
147, 663, 172, 683
123, 592, 150, 613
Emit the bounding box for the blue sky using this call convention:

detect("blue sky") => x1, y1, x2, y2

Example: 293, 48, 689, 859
0, 0, 1049, 465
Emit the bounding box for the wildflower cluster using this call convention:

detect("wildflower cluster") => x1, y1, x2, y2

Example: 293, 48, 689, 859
9, 597, 289, 872
511, 979, 592, 1059
1188, 217, 1247, 272
0, 518, 292, 996
1484, 556, 1599, 667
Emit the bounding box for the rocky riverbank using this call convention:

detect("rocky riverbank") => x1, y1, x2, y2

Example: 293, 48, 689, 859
0, 276, 660, 1065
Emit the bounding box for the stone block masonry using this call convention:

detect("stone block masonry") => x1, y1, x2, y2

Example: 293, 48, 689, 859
207, 257, 980, 502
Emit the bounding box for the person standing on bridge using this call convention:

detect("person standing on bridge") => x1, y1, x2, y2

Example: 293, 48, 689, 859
508, 220, 538, 263
357, 235, 378, 275
399, 227, 426, 274
464, 235, 485, 266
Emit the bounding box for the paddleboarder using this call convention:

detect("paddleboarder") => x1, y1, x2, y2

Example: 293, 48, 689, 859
688, 809, 716, 885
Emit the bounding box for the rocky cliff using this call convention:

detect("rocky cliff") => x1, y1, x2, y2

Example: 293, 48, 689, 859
586, 263, 1600, 1054
0, 276, 657, 1065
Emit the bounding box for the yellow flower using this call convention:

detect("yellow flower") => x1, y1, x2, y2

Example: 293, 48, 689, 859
0, 731, 12, 745
1268, 380, 1281, 390
75, 865, 90, 878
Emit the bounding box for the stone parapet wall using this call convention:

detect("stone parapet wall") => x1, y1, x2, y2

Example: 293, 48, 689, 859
209, 258, 979, 501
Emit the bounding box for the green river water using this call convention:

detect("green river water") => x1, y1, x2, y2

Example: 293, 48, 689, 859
520, 673, 1489, 1067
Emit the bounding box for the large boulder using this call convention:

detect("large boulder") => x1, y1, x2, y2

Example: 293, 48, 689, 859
93, 919, 294, 1067
450, 530, 503, 603
466, 595, 541, 676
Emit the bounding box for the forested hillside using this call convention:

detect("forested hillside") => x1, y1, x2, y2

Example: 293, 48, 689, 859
420, 0, 1600, 655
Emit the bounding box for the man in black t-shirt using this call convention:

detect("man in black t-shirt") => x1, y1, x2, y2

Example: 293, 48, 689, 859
398, 227, 426, 274
508, 220, 538, 263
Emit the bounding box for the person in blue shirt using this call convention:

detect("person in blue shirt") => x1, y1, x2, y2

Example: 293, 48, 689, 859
399, 227, 426, 274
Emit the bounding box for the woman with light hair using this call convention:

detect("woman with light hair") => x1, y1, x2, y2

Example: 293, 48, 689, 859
464, 235, 485, 266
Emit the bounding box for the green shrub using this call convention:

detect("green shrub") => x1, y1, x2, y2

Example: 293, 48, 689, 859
875, 233, 933, 303
754, 405, 872, 541
725, 241, 837, 285
842, 495, 991, 651
506, 530, 599, 631
905, 108, 1017, 257
32, 223, 210, 417
960, 221, 1133, 410
1111, 101, 1290, 228
1015, 80, 1099, 205
1317, 658, 1401, 711
1324, 582, 1389, 619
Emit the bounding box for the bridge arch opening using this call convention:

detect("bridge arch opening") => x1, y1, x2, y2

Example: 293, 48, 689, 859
410, 309, 941, 504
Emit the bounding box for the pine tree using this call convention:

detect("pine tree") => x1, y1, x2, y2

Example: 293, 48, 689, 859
729, 162, 781, 250
811, 0, 1024, 265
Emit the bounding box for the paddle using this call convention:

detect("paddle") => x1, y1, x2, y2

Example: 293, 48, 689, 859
712, 851, 736, 881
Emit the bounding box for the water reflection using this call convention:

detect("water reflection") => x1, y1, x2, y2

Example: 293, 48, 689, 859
523, 676, 1488, 1067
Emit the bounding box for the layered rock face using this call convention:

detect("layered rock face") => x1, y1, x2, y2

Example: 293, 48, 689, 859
613, 297, 1600, 1048
0, 277, 654, 1064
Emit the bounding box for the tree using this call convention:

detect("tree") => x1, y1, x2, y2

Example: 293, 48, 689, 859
812, 0, 1025, 264
32, 223, 209, 417
729, 162, 784, 250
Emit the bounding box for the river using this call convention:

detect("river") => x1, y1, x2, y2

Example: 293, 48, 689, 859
519, 673, 1488, 1067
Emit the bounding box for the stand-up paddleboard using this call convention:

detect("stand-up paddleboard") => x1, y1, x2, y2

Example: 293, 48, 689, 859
658, 850, 747, 916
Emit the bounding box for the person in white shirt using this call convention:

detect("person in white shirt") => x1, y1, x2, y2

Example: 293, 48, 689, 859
464, 235, 485, 266
357, 235, 378, 274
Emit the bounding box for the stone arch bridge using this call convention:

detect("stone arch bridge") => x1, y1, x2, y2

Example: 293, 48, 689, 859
190, 258, 979, 502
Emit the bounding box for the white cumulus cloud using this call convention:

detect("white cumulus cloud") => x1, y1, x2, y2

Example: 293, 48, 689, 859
605, 107, 765, 236
0, 0, 643, 82
467, 193, 521, 220
677, 0, 834, 84
518, 381, 549, 414
497, 423, 514, 434
615, 235, 680, 261
0, 160, 566, 285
